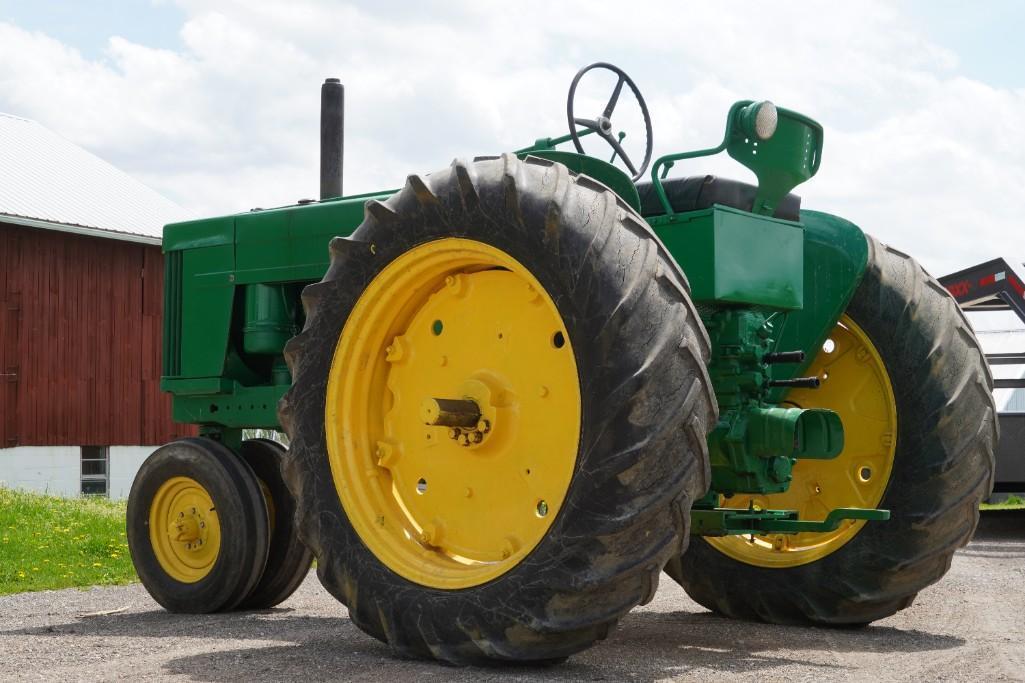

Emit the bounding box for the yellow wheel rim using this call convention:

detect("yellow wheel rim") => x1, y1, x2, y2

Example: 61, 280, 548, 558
149, 476, 221, 583
708, 315, 897, 568
325, 238, 581, 589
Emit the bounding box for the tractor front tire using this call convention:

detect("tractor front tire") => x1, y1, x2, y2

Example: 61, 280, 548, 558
278, 154, 716, 664
237, 438, 313, 610
668, 236, 997, 625
127, 438, 270, 613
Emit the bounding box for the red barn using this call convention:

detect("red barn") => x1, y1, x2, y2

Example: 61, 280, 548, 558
0, 113, 195, 497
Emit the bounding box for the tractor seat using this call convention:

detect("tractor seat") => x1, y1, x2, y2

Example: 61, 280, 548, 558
634, 175, 801, 221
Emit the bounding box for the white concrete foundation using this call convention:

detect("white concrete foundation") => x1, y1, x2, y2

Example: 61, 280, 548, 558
0, 446, 80, 497
0, 445, 157, 499
109, 446, 156, 499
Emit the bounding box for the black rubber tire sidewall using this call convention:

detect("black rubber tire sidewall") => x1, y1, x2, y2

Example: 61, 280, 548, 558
236, 438, 313, 610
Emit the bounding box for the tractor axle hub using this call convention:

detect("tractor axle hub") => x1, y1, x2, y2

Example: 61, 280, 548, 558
421, 398, 493, 447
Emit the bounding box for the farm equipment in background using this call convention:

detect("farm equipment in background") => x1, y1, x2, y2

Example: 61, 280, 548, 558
127, 63, 997, 664
940, 258, 1025, 493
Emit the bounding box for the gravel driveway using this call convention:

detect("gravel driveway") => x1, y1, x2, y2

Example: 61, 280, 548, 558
2, 512, 1022, 682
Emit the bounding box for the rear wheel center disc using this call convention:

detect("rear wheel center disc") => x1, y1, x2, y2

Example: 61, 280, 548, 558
708, 315, 897, 567
325, 238, 581, 589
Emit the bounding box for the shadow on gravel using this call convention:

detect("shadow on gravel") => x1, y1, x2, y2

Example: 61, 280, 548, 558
974, 510, 1024, 540
960, 511, 1025, 559
958, 543, 1025, 559
4, 520, 1002, 681
0, 602, 966, 682
138, 609, 965, 682
1, 609, 352, 641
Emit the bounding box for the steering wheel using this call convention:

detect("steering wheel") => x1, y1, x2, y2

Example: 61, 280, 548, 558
566, 62, 653, 181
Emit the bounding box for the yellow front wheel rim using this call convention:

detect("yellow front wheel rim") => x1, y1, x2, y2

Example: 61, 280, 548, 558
149, 476, 221, 583
708, 315, 897, 568
325, 238, 581, 589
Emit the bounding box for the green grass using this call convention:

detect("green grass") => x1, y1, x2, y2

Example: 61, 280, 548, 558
0, 484, 1018, 597
0, 487, 137, 596
980, 494, 1025, 511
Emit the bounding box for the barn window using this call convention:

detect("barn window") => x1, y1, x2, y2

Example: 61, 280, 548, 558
81, 446, 109, 497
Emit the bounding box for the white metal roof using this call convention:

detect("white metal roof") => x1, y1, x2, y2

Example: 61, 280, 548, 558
0, 113, 192, 245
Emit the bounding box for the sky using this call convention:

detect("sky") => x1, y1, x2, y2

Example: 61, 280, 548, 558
0, 0, 1023, 277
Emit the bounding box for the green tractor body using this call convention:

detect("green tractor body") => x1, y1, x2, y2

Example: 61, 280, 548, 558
162, 99, 873, 534
129, 65, 996, 664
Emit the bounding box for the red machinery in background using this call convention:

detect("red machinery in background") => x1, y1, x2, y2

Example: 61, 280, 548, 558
941, 258, 1025, 493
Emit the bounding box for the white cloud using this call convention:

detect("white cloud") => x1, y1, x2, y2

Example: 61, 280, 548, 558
0, 0, 1022, 275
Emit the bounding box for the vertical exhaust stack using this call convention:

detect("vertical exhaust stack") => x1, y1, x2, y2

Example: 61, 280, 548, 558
320, 78, 344, 200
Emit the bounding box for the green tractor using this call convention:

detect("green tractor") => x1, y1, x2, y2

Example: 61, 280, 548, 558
127, 63, 997, 663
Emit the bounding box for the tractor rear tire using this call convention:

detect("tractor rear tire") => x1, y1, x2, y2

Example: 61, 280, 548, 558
127, 437, 270, 613
278, 154, 716, 663
667, 236, 997, 625
237, 439, 313, 610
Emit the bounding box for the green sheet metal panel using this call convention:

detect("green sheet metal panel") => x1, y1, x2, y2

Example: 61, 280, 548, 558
234, 194, 389, 284
176, 244, 235, 380
653, 205, 804, 310
163, 215, 234, 252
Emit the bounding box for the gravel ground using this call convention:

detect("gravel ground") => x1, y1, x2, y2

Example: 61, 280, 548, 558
1, 512, 1022, 682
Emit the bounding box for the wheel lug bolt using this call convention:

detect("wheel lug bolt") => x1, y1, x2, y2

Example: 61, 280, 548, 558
470, 431, 483, 444
448, 428, 461, 440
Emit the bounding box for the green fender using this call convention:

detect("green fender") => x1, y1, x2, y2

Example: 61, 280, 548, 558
516, 150, 642, 213
766, 209, 870, 402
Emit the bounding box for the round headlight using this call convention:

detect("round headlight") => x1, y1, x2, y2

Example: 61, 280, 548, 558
754, 101, 778, 140
739, 100, 778, 141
